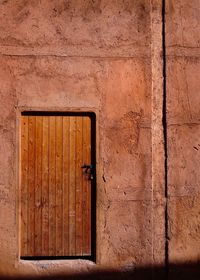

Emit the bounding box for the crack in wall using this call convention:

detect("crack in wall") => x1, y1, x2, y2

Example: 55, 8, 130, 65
162, 0, 169, 278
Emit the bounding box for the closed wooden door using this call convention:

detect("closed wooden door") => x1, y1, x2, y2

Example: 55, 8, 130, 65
20, 113, 95, 258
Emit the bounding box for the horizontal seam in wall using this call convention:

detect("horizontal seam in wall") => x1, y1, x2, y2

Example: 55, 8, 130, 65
0, 53, 151, 59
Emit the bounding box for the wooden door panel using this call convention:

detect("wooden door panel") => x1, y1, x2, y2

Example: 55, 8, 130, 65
27, 116, 36, 256
63, 117, 70, 256
21, 116, 28, 256
41, 116, 49, 255
55, 116, 63, 256
20, 114, 92, 257
48, 116, 56, 256
68, 116, 76, 256
82, 117, 91, 255
34, 116, 43, 256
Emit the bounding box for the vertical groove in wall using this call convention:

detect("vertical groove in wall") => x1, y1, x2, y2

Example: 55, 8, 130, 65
162, 0, 169, 276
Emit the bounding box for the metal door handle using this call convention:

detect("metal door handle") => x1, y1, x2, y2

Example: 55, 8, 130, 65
81, 164, 94, 180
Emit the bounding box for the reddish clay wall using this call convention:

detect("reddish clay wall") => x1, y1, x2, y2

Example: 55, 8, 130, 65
0, 0, 153, 277
0, 0, 199, 279
166, 0, 200, 267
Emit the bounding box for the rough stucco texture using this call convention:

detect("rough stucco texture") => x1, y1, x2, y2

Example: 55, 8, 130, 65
0, 0, 152, 277
166, 0, 200, 267
0, 0, 150, 56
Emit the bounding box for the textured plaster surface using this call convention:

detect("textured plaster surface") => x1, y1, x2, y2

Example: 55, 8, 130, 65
0, 0, 151, 57
0, 0, 159, 277
4, 0, 199, 277
0, 53, 152, 275
168, 195, 200, 263
166, 0, 200, 268
150, 0, 166, 267
3, 0, 198, 278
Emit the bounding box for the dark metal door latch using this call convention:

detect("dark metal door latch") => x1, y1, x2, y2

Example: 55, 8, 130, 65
81, 164, 94, 180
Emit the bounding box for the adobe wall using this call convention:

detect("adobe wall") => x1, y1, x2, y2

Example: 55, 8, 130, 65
0, 1, 157, 277
1, 0, 199, 279
166, 0, 200, 269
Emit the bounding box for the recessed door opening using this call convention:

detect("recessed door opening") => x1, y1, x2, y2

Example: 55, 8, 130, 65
19, 111, 96, 261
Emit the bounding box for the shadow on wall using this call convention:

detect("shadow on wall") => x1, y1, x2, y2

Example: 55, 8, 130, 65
1, 264, 200, 280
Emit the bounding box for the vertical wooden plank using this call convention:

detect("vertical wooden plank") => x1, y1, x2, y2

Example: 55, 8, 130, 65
34, 116, 43, 256
41, 116, 49, 255
27, 116, 36, 256
75, 117, 83, 255
55, 116, 63, 255
21, 116, 29, 256
63, 117, 69, 255
82, 116, 91, 255
49, 116, 56, 255
69, 117, 76, 255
